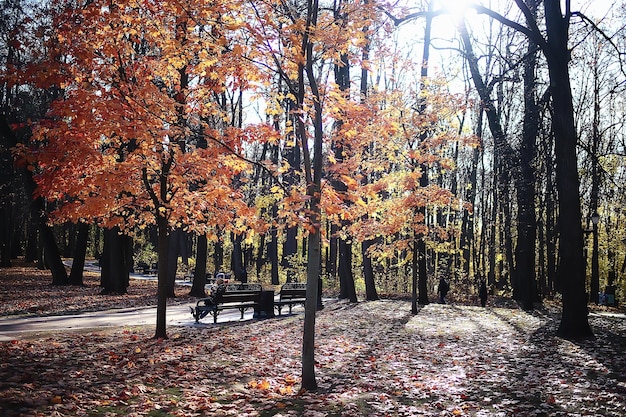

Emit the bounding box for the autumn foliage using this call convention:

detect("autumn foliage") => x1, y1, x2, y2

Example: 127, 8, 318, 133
24, 0, 267, 236
9, 0, 477, 387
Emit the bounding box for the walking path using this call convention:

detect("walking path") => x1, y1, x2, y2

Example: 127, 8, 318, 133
0, 304, 257, 341
0, 261, 280, 341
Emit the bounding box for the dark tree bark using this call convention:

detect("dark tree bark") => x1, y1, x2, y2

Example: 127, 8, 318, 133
213, 236, 223, 273
155, 212, 169, 339
477, 0, 593, 337
100, 227, 131, 294
362, 239, 379, 301
68, 222, 89, 286
327, 223, 338, 278
231, 232, 247, 283
1, 115, 67, 282
516, 7, 540, 310
338, 239, 357, 302
25, 219, 38, 262
166, 228, 182, 297
0, 205, 12, 267
189, 233, 208, 297
545, 139, 557, 295
269, 217, 279, 285
300, 0, 322, 391
359, 7, 379, 301
332, 39, 356, 301
415, 3, 433, 308
0, 143, 15, 266
283, 226, 298, 282
542, 0, 592, 339
30, 183, 68, 284
461, 144, 480, 275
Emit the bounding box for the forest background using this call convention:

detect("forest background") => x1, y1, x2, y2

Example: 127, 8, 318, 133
1, 0, 626, 391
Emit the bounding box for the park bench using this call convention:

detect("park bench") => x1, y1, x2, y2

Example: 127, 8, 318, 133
274, 282, 307, 315
191, 283, 262, 324
136, 261, 157, 275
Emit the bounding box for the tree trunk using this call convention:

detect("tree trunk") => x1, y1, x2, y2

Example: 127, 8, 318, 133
0, 205, 13, 267
302, 217, 320, 391
35, 200, 68, 285
338, 239, 357, 302
155, 213, 169, 339
25, 219, 38, 262
543, 0, 592, 339
2, 115, 67, 281
231, 232, 247, 282
301, 0, 322, 390
100, 227, 131, 294
416, 4, 433, 308
358, 2, 378, 302
327, 224, 338, 278
269, 215, 279, 285
189, 233, 208, 297
461, 144, 480, 276
213, 232, 224, 274
68, 222, 89, 285
283, 226, 298, 282
166, 228, 181, 297
516, 15, 539, 310
362, 239, 379, 301
332, 45, 356, 301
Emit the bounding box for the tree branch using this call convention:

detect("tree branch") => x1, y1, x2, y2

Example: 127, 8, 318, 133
572, 11, 626, 79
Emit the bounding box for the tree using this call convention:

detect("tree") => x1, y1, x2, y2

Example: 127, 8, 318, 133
469, 0, 598, 337
27, 0, 263, 338
516, 1, 540, 310
390, 0, 599, 337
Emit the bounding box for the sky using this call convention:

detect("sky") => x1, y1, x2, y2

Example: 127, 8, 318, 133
394, 0, 622, 75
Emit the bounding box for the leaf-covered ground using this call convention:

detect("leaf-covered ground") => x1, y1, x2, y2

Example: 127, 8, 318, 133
1, 264, 625, 416
0, 262, 195, 318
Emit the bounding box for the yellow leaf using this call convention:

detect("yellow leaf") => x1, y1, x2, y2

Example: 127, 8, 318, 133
284, 374, 297, 385
258, 379, 271, 390
278, 386, 293, 395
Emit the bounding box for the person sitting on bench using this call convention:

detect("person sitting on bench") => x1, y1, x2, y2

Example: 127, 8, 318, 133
205, 278, 227, 306
192, 278, 227, 322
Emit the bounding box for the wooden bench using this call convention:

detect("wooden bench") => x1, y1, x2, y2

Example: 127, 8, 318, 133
191, 283, 262, 324
274, 282, 307, 315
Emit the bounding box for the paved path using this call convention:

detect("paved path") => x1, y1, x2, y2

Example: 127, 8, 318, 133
0, 261, 279, 341
0, 304, 259, 341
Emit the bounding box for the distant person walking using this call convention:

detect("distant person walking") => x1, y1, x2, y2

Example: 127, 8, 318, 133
479, 281, 488, 307
438, 277, 450, 304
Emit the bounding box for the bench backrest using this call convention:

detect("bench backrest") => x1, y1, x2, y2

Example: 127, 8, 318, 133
225, 283, 262, 292
219, 292, 260, 304
213, 283, 262, 304
280, 282, 307, 300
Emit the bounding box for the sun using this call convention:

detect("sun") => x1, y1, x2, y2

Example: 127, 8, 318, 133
436, 0, 475, 24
